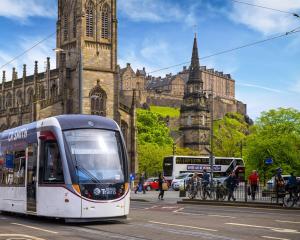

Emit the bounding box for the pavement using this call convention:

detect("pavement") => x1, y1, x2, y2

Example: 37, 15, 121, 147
131, 190, 300, 210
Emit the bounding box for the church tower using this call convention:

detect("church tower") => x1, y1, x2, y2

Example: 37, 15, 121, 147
180, 35, 210, 154
56, 0, 118, 119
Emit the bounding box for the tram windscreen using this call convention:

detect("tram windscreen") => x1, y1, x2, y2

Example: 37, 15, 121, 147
64, 129, 125, 183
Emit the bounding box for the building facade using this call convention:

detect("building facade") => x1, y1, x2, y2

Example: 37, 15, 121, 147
0, 0, 138, 173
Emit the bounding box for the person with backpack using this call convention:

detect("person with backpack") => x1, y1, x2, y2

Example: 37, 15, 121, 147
274, 168, 285, 199
248, 170, 259, 200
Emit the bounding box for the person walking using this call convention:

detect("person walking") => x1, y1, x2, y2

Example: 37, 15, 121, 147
226, 172, 238, 201
248, 170, 259, 200
158, 173, 165, 200
274, 168, 285, 200
135, 172, 146, 194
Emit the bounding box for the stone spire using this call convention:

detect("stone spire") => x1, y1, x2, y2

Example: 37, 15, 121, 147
2, 70, 6, 83
187, 35, 202, 86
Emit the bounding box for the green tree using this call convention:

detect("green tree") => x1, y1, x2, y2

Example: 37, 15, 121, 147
137, 109, 173, 176
244, 108, 300, 181
213, 112, 250, 157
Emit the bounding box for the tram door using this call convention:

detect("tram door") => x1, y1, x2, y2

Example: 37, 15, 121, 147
26, 144, 37, 213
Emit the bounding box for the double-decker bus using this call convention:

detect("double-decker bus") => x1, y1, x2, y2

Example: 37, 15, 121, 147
0, 115, 129, 222
163, 155, 245, 182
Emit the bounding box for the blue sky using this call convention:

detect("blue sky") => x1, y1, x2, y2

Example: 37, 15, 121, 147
0, 0, 300, 119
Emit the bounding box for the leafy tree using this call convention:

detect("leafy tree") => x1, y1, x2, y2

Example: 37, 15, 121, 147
213, 112, 250, 157
137, 109, 173, 176
244, 108, 300, 182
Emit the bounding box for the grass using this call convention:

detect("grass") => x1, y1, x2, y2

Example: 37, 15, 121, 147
150, 106, 180, 118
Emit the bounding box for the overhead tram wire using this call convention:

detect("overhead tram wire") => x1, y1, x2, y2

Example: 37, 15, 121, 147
0, 1, 69, 71
148, 27, 300, 75
230, 0, 300, 18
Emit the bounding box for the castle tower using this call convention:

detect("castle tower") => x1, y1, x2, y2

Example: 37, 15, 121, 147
56, 0, 118, 118
179, 35, 210, 155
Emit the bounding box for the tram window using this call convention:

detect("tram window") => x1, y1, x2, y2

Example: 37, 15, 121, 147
13, 151, 25, 185
42, 142, 64, 183
0, 150, 25, 186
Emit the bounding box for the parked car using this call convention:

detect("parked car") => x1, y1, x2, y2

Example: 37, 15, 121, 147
143, 177, 159, 191
171, 172, 202, 191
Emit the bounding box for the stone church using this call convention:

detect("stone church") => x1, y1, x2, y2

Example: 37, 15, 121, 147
0, 0, 138, 173
0, 0, 248, 172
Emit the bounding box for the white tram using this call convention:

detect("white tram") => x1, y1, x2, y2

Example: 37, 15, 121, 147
0, 115, 130, 221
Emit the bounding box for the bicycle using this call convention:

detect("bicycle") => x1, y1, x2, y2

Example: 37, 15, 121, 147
215, 183, 228, 201
283, 190, 300, 208
201, 182, 213, 200
188, 180, 199, 199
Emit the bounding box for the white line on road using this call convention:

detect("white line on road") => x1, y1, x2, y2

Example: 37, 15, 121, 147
149, 220, 218, 232
276, 220, 300, 224
225, 223, 299, 234
0, 234, 45, 240
173, 207, 185, 213
11, 223, 58, 234
173, 208, 235, 218
208, 214, 236, 219
261, 236, 290, 240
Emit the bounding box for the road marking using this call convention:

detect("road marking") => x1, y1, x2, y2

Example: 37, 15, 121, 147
261, 236, 290, 240
208, 214, 236, 219
276, 220, 300, 224
173, 207, 185, 213
11, 223, 58, 234
225, 223, 300, 234
149, 220, 218, 232
0, 234, 45, 240
173, 208, 235, 218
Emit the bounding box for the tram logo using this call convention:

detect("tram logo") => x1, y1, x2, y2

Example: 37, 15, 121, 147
8, 128, 28, 142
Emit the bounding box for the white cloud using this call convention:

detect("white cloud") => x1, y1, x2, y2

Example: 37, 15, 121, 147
237, 82, 284, 93
0, 35, 56, 80
0, 0, 55, 22
236, 82, 300, 119
230, 0, 300, 35
118, 0, 197, 26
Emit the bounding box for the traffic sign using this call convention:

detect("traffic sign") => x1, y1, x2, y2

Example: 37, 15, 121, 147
265, 158, 273, 165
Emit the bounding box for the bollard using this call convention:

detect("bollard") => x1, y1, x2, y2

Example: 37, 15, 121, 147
244, 182, 248, 202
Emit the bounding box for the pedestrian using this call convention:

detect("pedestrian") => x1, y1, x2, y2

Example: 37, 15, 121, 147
226, 172, 238, 201
274, 168, 285, 199
158, 173, 165, 200
248, 170, 259, 200
287, 172, 297, 198
135, 172, 146, 194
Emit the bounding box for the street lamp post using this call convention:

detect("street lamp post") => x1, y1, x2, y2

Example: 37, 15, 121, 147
54, 48, 82, 114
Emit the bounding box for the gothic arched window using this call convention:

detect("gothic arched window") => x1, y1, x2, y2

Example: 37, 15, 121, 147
40, 84, 45, 100
86, 1, 94, 37
6, 92, 12, 108
27, 88, 34, 105
73, 9, 77, 38
63, 14, 68, 41
90, 80, 107, 116
101, 3, 111, 39
51, 84, 58, 98
16, 90, 23, 106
